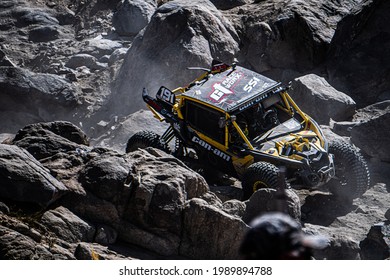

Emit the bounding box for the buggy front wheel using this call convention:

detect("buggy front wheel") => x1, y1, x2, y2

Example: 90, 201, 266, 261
241, 162, 281, 200
126, 131, 170, 153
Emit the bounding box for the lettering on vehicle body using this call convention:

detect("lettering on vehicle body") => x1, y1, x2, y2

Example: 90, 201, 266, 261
209, 71, 243, 102
209, 83, 233, 102
243, 77, 260, 93
238, 93, 269, 112
192, 136, 231, 161
156, 87, 175, 105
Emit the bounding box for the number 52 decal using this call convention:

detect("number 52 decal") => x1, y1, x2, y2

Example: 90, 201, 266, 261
243, 77, 260, 93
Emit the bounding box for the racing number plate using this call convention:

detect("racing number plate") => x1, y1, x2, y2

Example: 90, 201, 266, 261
156, 86, 175, 106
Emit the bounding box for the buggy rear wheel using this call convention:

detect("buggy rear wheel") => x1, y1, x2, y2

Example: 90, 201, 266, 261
328, 141, 370, 201
126, 131, 170, 153
241, 162, 281, 200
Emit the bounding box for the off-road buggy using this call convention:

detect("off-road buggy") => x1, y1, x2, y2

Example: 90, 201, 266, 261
126, 61, 370, 201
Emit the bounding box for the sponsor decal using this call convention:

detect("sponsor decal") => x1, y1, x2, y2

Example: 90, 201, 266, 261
209, 71, 243, 102
209, 83, 233, 102
192, 136, 231, 161
238, 93, 269, 111
243, 77, 260, 93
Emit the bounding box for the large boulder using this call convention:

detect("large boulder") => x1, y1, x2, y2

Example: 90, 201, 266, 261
0, 67, 82, 133
65, 53, 106, 71
13, 6, 59, 27
40, 206, 96, 243
242, 188, 301, 224
28, 25, 60, 42
123, 148, 209, 234
290, 74, 356, 125
180, 198, 249, 259
79, 150, 132, 204
350, 101, 390, 161
112, 0, 157, 36
233, 0, 363, 77
360, 222, 390, 260
111, 0, 239, 115
0, 144, 68, 206
0, 225, 74, 260
12, 121, 89, 160
327, 0, 390, 106
303, 223, 361, 260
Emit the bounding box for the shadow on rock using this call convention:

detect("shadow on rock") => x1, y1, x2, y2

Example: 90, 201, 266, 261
301, 192, 358, 226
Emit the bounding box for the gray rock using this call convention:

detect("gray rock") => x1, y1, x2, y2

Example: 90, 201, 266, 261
62, 191, 121, 226
79, 151, 132, 203
327, 0, 390, 106
94, 224, 118, 245
303, 223, 361, 260
321, 125, 349, 144
91, 109, 168, 153
0, 225, 72, 260
209, 0, 248, 10
14, 7, 59, 27
118, 220, 181, 256
111, 0, 239, 115
222, 199, 246, 218
108, 47, 128, 66
0, 66, 80, 105
124, 148, 208, 234
329, 120, 357, 137
0, 50, 16, 67
353, 101, 390, 122
40, 151, 86, 195
243, 188, 301, 224
40, 206, 96, 243
350, 103, 390, 161
360, 222, 390, 260
0, 144, 68, 206
0, 1, 17, 9
84, 37, 123, 58
65, 54, 105, 70
236, 0, 363, 75
180, 198, 249, 259
0, 214, 42, 243
12, 121, 89, 160
28, 25, 60, 42
74, 242, 132, 260
54, 6, 76, 25
386, 209, 390, 221
0, 67, 82, 132
291, 74, 356, 125
112, 0, 157, 36
0, 201, 10, 214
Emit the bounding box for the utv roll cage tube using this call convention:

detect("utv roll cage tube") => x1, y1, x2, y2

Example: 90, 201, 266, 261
141, 70, 328, 176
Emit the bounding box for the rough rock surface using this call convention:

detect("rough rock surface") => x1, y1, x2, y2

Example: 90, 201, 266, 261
111, 0, 240, 115
226, 0, 364, 77
12, 121, 89, 160
112, 0, 157, 36
0, 66, 82, 133
0, 144, 68, 206
350, 103, 390, 162
327, 0, 390, 106
291, 74, 356, 125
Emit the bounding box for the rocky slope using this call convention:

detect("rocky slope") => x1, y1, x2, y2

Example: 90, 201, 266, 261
0, 0, 389, 259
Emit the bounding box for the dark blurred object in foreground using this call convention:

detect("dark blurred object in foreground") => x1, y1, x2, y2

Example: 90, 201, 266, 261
240, 212, 329, 260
